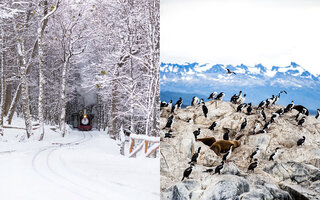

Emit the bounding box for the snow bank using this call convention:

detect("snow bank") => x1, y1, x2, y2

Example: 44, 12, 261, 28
0, 117, 160, 200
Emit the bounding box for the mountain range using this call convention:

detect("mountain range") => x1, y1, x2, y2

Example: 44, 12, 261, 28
160, 62, 320, 113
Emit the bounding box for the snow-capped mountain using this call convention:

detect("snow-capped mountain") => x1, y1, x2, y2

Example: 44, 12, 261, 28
160, 62, 320, 111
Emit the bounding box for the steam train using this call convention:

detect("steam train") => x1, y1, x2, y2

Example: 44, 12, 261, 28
71, 110, 94, 131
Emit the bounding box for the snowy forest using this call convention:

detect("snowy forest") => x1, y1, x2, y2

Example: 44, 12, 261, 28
0, 1, 160, 199
0, 0, 160, 140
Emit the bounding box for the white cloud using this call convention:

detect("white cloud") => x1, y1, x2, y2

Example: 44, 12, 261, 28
161, 0, 320, 75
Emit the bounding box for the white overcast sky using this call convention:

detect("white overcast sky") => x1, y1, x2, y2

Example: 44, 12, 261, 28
161, 0, 320, 75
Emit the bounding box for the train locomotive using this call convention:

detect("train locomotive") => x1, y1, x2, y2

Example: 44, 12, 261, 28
71, 110, 94, 131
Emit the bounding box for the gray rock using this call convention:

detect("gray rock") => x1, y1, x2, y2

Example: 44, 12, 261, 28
279, 183, 310, 200
179, 138, 194, 158
264, 183, 292, 200
172, 183, 189, 200
161, 189, 173, 200
264, 162, 320, 184
240, 186, 273, 200
189, 190, 203, 200
222, 162, 240, 175
182, 179, 201, 191
201, 175, 249, 200
163, 180, 202, 200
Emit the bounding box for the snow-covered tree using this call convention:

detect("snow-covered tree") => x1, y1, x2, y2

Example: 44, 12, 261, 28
0, 0, 160, 141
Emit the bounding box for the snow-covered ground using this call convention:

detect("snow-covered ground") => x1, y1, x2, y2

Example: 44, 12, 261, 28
0, 118, 159, 200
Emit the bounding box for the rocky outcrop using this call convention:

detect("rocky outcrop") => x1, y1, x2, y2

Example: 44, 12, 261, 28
160, 100, 320, 199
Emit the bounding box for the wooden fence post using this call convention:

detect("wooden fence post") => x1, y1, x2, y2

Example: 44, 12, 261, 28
145, 141, 149, 153
129, 138, 134, 153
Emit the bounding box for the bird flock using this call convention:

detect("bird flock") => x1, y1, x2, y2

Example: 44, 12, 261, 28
161, 89, 318, 181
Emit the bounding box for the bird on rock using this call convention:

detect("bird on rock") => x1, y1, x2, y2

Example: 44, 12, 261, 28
248, 159, 258, 173
297, 136, 305, 146
181, 164, 194, 181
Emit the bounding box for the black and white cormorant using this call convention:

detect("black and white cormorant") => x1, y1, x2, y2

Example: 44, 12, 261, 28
284, 101, 294, 113
181, 164, 194, 181
209, 121, 218, 131
297, 136, 305, 146
270, 113, 280, 123
191, 96, 199, 106
266, 95, 275, 107
193, 128, 201, 139
272, 94, 279, 105
215, 92, 225, 101
264, 121, 271, 130
253, 122, 261, 134
230, 91, 242, 103
238, 94, 246, 104
214, 161, 224, 174
248, 159, 258, 172
223, 129, 230, 140
160, 101, 168, 108
165, 115, 174, 128
208, 92, 218, 100
202, 100, 208, 118
260, 109, 266, 121
269, 147, 280, 161
275, 108, 284, 116
189, 147, 201, 164
223, 144, 234, 163
164, 130, 173, 138
240, 118, 247, 131
298, 116, 306, 126
176, 97, 183, 109
247, 103, 252, 115
167, 100, 173, 110
250, 147, 260, 162
237, 103, 247, 112
258, 100, 266, 109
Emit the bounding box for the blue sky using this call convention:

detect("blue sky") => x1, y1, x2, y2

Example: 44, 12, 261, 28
161, 0, 320, 75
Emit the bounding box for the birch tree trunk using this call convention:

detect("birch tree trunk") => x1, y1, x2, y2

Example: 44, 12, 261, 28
38, 37, 45, 141
38, 35, 45, 140
152, 76, 159, 136
7, 84, 21, 125
103, 104, 107, 131
0, 28, 6, 136
130, 58, 135, 135
97, 93, 102, 131
21, 70, 32, 138
119, 125, 125, 155
17, 40, 32, 138
4, 84, 11, 116
38, 0, 49, 141
60, 59, 70, 137
110, 74, 119, 140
